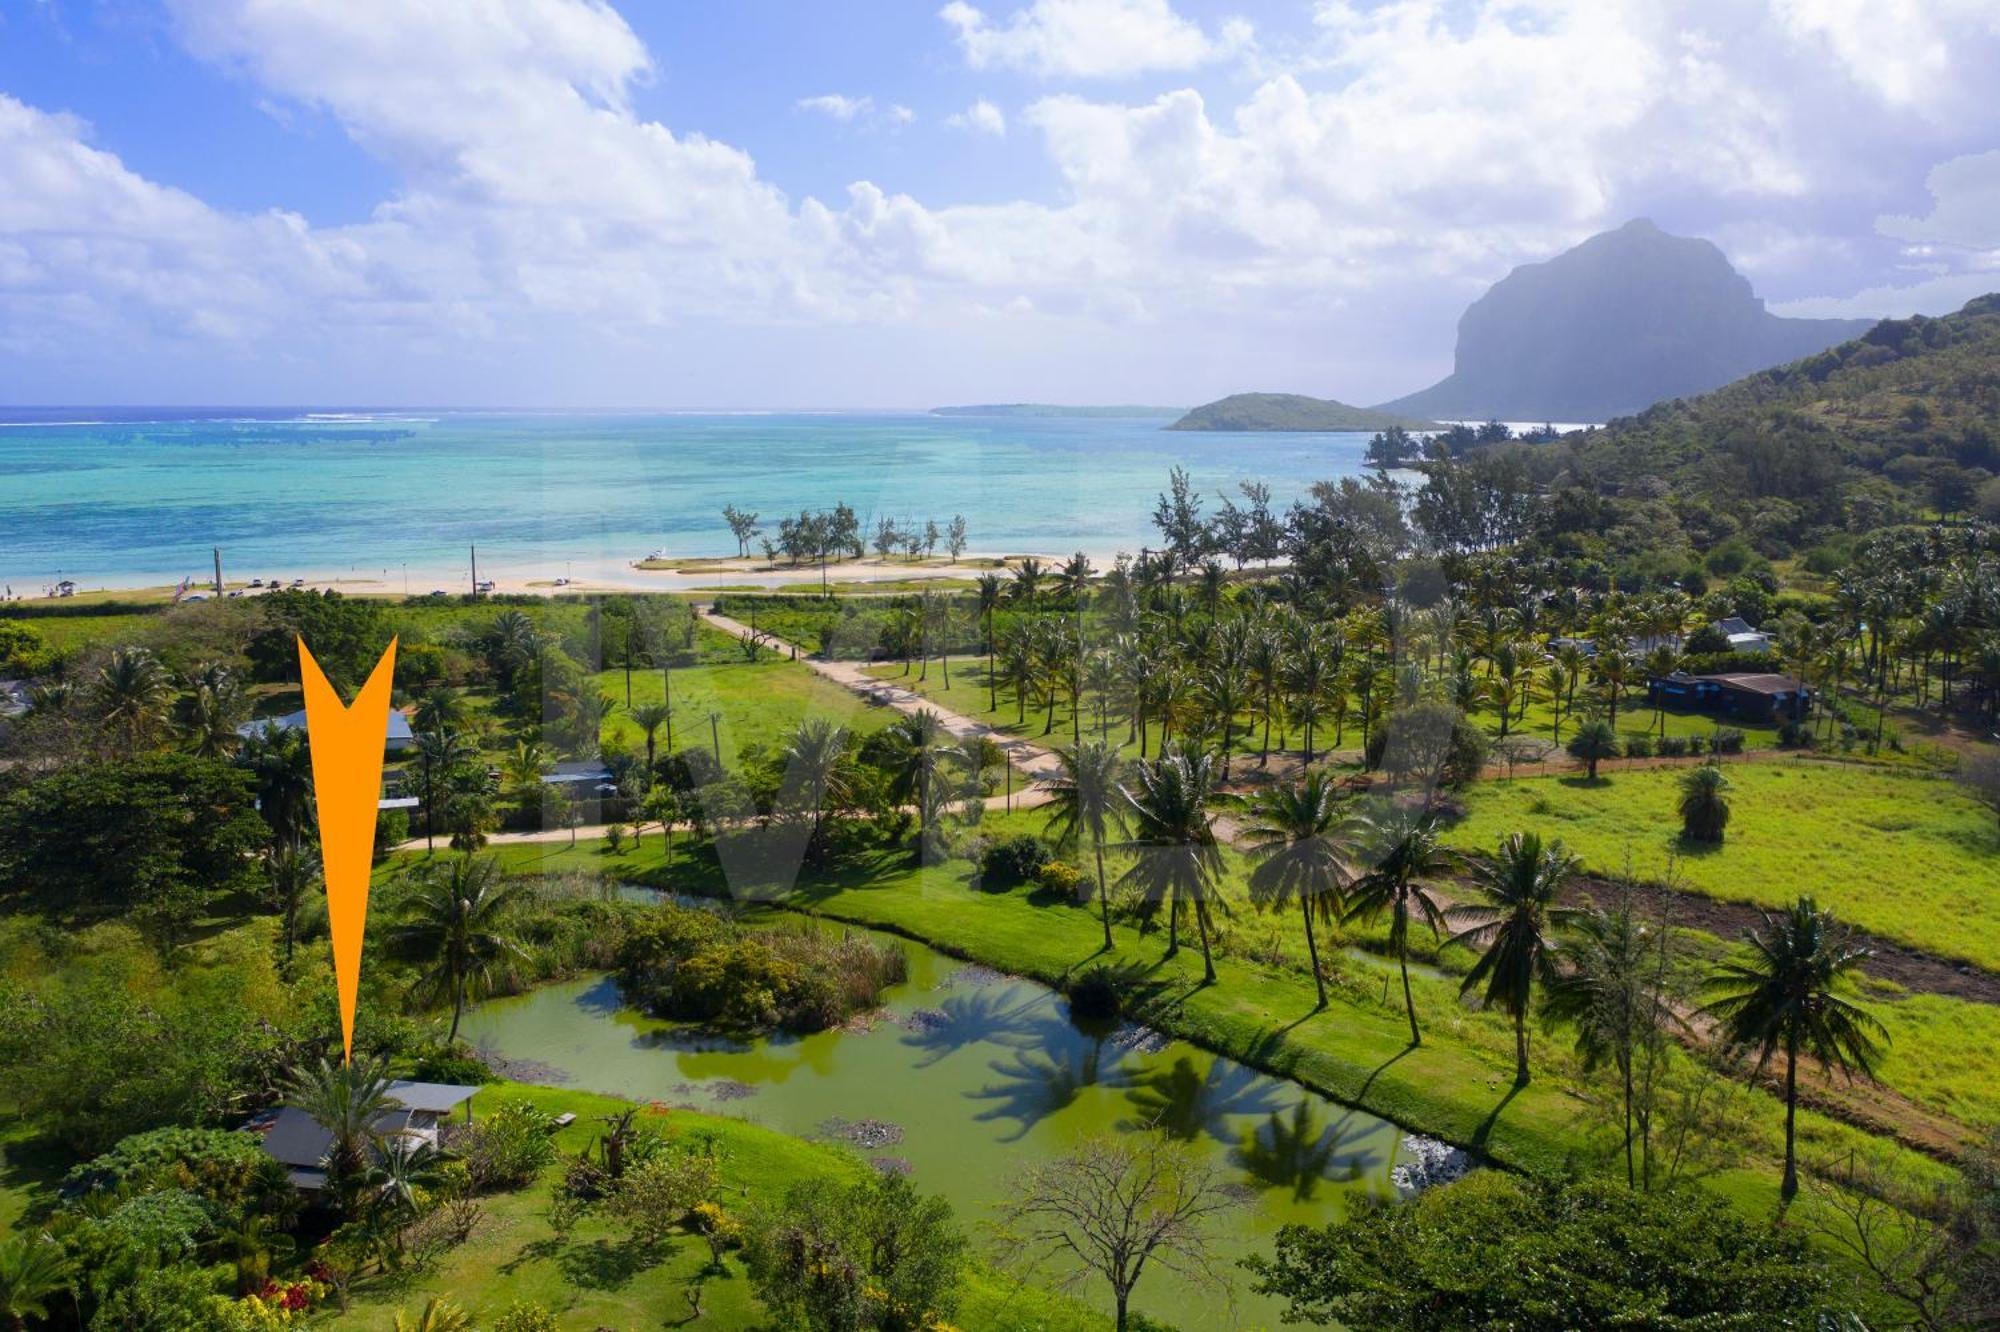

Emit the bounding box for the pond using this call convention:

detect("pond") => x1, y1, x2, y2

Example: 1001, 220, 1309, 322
462, 921, 1417, 1330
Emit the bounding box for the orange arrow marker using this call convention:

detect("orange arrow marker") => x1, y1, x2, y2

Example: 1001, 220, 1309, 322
299, 637, 398, 1064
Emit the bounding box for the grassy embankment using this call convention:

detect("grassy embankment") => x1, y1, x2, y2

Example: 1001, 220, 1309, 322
429, 805, 1964, 1217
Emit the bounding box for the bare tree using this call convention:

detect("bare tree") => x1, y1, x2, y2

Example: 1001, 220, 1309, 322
1802, 1154, 1961, 1332
994, 1133, 1242, 1331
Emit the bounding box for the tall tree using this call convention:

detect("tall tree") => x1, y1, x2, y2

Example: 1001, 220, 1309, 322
390, 854, 527, 1042
1116, 747, 1227, 983
94, 645, 174, 750
1042, 740, 1124, 950
779, 718, 852, 866
1700, 897, 1886, 1201
1448, 832, 1581, 1086
1242, 773, 1355, 1009
1344, 809, 1458, 1045
282, 1055, 398, 1216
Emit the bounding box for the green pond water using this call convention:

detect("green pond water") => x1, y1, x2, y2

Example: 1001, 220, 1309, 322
461, 925, 1412, 1330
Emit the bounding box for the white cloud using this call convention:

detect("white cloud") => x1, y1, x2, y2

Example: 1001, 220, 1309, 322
1772, 0, 2000, 116
2, 0, 2000, 405
939, 0, 1247, 78
946, 98, 1007, 135
798, 93, 872, 122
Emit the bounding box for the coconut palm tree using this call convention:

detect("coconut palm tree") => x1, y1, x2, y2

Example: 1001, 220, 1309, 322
1198, 665, 1247, 780
1594, 650, 1636, 729
283, 1055, 398, 1215
1042, 740, 1124, 950
0, 1234, 71, 1331
780, 717, 852, 866
238, 722, 315, 849
1567, 717, 1618, 780
976, 572, 1006, 711
412, 726, 477, 852
390, 854, 528, 1042
1678, 762, 1732, 843
1116, 747, 1226, 983
410, 686, 468, 737
1344, 809, 1458, 1045
1700, 897, 1886, 1201
181, 661, 246, 758
94, 644, 173, 749
886, 709, 951, 854
264, 840, 321, 970
1543, 891, 1683, 1188
1010, 556, 1047, 607
1448, 832, 1582, 1086
1242, 773, 1356, 1009
1002, 631, 1036, 726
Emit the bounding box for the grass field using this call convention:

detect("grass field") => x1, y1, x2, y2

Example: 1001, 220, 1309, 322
321, 1083, 1107, 1331
1444, 760, 2000, 970
589, 648, 899, 765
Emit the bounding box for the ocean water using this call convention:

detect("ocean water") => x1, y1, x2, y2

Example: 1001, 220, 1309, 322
0, 409, 1374, 589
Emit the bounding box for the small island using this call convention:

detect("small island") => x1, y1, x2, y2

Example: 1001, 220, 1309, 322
1167, 392, 1438, 432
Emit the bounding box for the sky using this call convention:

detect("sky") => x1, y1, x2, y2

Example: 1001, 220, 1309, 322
1, 0, 1998, 409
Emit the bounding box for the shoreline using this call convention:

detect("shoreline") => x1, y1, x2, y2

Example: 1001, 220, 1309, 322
0, 548, 1103, 604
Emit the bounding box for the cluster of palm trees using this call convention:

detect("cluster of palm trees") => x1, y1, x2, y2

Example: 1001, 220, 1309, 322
1038, 741, 1884, 1201
1833, 527, 2000, 734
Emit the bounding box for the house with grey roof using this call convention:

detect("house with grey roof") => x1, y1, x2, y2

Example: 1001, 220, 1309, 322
237, 706, 416, 752
242, 1080, 480, 1191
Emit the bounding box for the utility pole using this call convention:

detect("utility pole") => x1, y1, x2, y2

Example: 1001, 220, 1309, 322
470, 544, 478, 599
213, 547, 223, 596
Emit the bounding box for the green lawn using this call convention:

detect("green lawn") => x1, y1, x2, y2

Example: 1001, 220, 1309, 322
1445, 759, 2000, 971
1466, 693, 1784, 752
590, 649, 899, 765
323, 1082, 1106, 1331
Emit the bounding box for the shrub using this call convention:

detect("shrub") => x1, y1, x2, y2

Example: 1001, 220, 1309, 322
1067, 965, 1126, 1021
1365, 703, 1488, 789
1656, 735, 1690, 757
604, 822, 627, 854
1621, 733, 1654, 759
408, 1043, 496, 1087
1037, 860, 1085, 897
745, 1173, 966, 1332
602, 1146, 723, 1244
460, 1101, 558, 1192
64, 1126, 276, 1209
1679, 764, 1733, 844
1566, 719, 1619, 779
1710, 728, 1746, 755
1777, 720, 1814, 748
375, 809, 410, 854
980, 835, 1052, 886
491, 1303, 561, 1332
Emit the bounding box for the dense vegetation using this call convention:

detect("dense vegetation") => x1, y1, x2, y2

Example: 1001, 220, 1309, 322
1166, 393, 1434, 433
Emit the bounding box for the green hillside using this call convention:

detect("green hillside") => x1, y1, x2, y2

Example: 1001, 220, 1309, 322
1168, 392, 1436, 432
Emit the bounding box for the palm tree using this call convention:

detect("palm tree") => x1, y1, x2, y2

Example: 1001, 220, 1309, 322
181, 661, 245, 758
1010, 556, 1047, 607
1198, 665, 1246, 779
887, 709, 951, 854
1242, 773, 1355, 1009
1567, 717, 1618, 780
1678, 762, 1732, 843
264, 840, 321, 970
238, 722, 315, 848
631, 702, 672, 775
412, 726, 477, 852
1594, 650, 1635, 729
780, 718, 852, 865
391, 855, 527, 1042
976, 571, 1006, 711
1543, 891, 1681, 1188
0, 1234, 70, 1331
1448, 832, 1581, 1085
501, 739, 553, 822
1700, 897, 1886, 1201
283, 1055, 398, 1213
393, 1297, 474, 1332
94, 644, 173, 748
1042, 740, 1124, 950
1644, 644, 1683, 737
1115, 747, 1226, 983
1345, 809, 1458, 1045
410, 686, 468, 737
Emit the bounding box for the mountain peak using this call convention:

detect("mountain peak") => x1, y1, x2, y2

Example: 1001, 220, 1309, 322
1376, 224, 1873, 421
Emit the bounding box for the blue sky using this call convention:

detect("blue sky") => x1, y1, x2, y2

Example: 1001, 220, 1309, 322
2, 0, 1998, 407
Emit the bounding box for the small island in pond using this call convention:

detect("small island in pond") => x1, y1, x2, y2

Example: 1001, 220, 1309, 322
1167, 392, 1438, 432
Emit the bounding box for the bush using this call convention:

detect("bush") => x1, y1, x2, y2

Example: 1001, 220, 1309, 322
491, 1303, 561, 1332
1657, 735, 1690, 757
745, 1173, 966, 1332
1366, 703, 1488, 789
409, 1043, 496, 1086
374, 808, 410, 856
63, 1127, 277, 1209
1621, 733, 1654, 759
1067, 965, 1126, 1021
980, 835, 1052, 886
1710, 727, 1746, 755
460, 1101, 558, 1192
1037, 860, 1085, 897
1777, 720, 1814, 748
